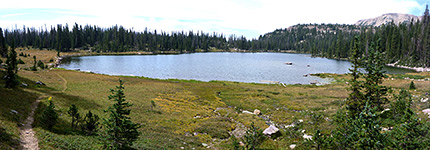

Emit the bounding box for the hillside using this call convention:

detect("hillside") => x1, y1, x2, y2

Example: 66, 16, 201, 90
355, 13, 421, 26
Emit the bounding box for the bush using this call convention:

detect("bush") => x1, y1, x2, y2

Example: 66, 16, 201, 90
244, 122, 265, 150
17, 58, 25, 64
37, 60, 45, 69
409, 81, 416, 90
195, 117, 232, 139
40, 97, 58, 130
67, 104, 81, 129
81, 111, 99, 135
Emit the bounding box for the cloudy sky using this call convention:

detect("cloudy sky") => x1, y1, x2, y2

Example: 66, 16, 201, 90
0, 0, 428, 38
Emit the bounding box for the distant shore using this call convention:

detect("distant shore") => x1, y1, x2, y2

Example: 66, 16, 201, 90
386, 63, 430, 72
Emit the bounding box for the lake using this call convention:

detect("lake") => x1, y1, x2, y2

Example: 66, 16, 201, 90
59, 52, 414, 84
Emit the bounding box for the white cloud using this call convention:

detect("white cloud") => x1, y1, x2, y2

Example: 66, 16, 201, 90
0, 0, 424, 38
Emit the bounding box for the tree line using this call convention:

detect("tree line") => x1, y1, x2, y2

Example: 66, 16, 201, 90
0, 23, 234, 53
257, 6, 430, 67
2, 7, 430, 67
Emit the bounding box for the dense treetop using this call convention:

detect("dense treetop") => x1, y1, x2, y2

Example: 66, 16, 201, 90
1, 7, 430, 67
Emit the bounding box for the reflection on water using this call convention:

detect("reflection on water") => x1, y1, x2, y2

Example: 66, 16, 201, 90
59, 53, 415, 84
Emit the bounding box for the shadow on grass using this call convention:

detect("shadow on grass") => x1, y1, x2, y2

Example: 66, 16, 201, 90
33, 102, 91, 136
0, 71, 102, 136
0, 127, 20, 149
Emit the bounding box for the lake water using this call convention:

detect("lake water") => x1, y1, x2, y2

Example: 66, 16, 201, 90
59, 53, 414, 84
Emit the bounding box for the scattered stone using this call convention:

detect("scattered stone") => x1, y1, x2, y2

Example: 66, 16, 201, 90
242, 110, 253, 114
184, 132, 191, 137
423, 109, 430, 118
289, 144, 296, 149
193, 132, 198, 136
285, 123, 295, 128
421, 98, 429, 103
36, 81, 46, 86
202, 143, 208, 147
239, 141, 245, 146
253, 109, 261, 115
21, 83, 28, 87
263, 125, 279, 135
180, 147, 184, 149
303, 134, 312, 140
10, 110, 18, 114
298, 119, 303, 123
75, 69, 80, 71
382, 127, 393, 132
194, 115, 202, 119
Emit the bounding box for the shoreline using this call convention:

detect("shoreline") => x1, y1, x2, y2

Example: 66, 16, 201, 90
386, 63, 430, 72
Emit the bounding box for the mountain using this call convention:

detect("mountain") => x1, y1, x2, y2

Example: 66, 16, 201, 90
355, 13, 421, 26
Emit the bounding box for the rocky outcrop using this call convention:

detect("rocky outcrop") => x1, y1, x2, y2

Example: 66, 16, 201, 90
355, 13, 420, 26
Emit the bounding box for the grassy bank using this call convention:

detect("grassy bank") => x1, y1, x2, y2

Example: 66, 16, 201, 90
1, 49, 430, 149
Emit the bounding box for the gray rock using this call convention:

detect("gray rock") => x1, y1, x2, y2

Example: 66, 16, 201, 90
36, 81, 46, 86
21, 83, 28, 87
263, 125, 279, 135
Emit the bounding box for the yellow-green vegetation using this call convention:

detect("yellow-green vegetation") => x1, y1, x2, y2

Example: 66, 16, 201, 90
1, 49, 430, 149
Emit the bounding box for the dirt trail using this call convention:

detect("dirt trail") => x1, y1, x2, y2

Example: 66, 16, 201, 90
55, 72, 68, 93
19, 97, 42, 150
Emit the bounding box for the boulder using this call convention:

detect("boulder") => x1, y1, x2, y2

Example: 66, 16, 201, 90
253, 109, 261, 115
289, 144, 296, 149
36, 81, 46, 86
21, 83, 28, 87
242, 110, 253, 114
303, 134, 312, 140
421, 98, 429, 103
263, 125, 279, 135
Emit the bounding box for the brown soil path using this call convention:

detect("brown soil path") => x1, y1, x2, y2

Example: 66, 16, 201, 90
55, 72, 68, 93
19, 97, 42, 150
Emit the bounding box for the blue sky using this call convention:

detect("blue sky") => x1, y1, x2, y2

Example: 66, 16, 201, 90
0, 0, 427, 39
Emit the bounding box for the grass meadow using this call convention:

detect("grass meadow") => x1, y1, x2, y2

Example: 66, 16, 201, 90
1, 49, 430, 149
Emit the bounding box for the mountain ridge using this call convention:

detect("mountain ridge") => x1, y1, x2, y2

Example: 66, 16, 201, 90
355, 13, 421, 26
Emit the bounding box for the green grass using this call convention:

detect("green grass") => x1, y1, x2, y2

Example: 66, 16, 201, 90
1, 49, 430, 149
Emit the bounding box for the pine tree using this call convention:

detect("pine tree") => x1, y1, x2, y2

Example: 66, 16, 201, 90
363, 40, 388, 111
409, 81, 416, 89
334, 102, 387, 149
31, 56, 37, 71
40, 97, 58, 130
4, 43, 18, 88
0, 28, 7, 58
103, 79, 140, 149
345, 36, 364, 117
67, 104, 81, 129
81, 110, 99, 135
388, 89, 430, 149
